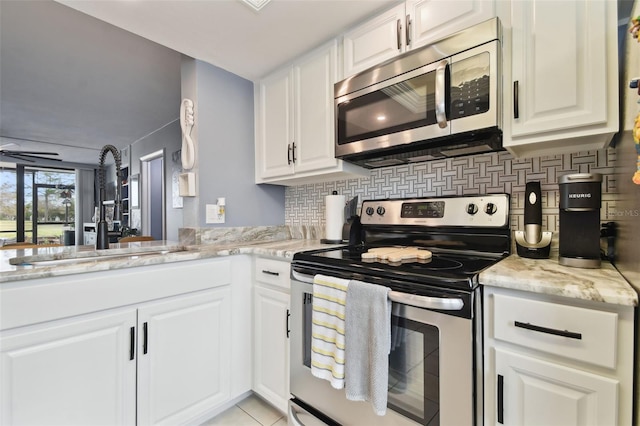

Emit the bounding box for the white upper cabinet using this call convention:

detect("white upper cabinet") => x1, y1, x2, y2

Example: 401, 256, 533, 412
343, 4, 408, 77
293, 43, 341, 174
343, 0, 495, 77
255, 40, 368, 186
503, 0, 618, 157
257, 66, 294, 180
407, 0, 495, 51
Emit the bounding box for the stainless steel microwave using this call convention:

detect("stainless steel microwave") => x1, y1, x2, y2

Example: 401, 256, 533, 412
335, 18, 502, 168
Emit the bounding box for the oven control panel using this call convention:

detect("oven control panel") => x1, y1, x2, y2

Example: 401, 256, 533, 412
361, 194, 509, 227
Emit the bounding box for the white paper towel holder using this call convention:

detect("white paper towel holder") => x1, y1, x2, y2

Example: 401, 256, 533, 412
321, 191, 345, 244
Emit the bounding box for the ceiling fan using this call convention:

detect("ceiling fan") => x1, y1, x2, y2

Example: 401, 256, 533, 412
0, 144, 61, 163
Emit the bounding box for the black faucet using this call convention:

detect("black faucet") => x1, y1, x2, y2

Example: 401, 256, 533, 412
96, 145, 122, 249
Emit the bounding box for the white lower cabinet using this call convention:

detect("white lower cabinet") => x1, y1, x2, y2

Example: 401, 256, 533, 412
137, 288, 231, 425
0, 308, 137, 425
484, 287, 634, 426
0, 288, 231, 426
495, 348, 617, 425
252, 257, 291, 413
0, 258, 248, 426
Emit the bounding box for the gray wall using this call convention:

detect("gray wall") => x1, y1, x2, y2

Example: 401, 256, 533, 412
130, 121, 183, 242
181, 58, 285, 228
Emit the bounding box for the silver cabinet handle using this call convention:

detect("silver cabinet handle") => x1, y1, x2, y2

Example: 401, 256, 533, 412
405, 15, 412, 47
389, 291, 463, 310
397, 19, 402, 50
435, 60, 449, 129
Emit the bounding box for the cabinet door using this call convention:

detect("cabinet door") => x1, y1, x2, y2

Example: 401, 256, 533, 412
494, 348, 618, 426
293, 40, 339, 174
253, 285, 290, 413
257, 67, 295, 179
509, 0, 609, 138
137, 288, 231, 425
343, 3, 407, 77
0, 309, 137, 425
407, 0, 495, 50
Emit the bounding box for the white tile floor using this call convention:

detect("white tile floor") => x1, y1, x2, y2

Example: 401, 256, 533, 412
202, 394, 286, 426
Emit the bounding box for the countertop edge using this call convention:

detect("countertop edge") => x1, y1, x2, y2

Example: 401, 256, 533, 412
3, 243, 637, 308
0, 239, 335, 284
479, 254, 639, 307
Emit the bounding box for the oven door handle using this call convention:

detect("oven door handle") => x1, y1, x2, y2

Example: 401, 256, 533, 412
389, 291, 464, 311
291, 269, 315, 284
292, 270, 464, 311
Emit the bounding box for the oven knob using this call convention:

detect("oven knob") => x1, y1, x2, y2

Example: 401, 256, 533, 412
365, 207, 374, 216
466, 203, 478, 215
485, 202, 497, 215
376, 206, 386, 216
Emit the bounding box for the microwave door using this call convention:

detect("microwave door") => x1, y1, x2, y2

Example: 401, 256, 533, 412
335, 59, 451, 158
449, 40, 501, 136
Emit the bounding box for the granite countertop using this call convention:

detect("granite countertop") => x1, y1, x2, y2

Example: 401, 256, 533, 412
0, 238, 335, 284
480, 254, 638, 307
4, 235, 637, 308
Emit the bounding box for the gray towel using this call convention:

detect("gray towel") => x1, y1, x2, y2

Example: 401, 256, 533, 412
344, 280, 391, 416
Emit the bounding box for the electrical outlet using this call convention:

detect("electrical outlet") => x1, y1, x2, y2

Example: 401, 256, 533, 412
206, 204, 225, 224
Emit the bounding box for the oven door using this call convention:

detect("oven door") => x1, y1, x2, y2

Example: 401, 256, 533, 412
290, 275, 476, 426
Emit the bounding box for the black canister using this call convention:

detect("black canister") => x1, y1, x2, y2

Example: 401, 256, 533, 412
558, 173, 602, 268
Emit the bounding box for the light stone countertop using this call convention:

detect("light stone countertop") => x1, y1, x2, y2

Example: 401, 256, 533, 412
4, 238, 637, 308
0, 239, 337, 284
479, 254, 638, 307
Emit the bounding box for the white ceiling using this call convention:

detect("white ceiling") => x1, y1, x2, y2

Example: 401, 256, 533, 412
0, 0, 398, 166
56, 0, 399, 81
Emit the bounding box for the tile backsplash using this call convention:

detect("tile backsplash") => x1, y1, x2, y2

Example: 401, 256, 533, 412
285, 149, 618, 234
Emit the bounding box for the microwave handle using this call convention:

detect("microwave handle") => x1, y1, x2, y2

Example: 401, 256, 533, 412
435, 60, 449, 129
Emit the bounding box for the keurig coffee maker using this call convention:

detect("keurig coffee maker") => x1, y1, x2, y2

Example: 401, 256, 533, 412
558, 173, 602, 268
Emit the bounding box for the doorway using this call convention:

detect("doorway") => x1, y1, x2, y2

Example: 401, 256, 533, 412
140, 150, 165, 241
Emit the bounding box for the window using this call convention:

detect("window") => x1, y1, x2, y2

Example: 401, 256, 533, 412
0, 163, 75, 245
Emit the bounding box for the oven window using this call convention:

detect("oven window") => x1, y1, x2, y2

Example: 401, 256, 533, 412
388, 306, 440, 425
302, 294, 440, 425
336, 71, 438, 145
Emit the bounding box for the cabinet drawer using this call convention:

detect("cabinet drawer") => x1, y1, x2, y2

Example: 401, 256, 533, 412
492, 294, 618, 369
255, 258, 290, 290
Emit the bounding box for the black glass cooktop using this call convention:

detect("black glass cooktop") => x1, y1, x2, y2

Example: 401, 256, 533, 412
292, 245, 505, 291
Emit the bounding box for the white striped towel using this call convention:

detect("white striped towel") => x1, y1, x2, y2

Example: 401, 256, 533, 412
311, 274, 350, 390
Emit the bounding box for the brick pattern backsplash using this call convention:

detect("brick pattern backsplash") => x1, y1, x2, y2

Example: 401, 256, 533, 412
285, 149, 618, 234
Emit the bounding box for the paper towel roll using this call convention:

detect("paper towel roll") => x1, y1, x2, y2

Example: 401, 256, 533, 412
324, 193, 346, 243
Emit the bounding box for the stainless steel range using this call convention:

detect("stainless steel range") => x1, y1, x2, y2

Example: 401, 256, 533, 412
289, 194, 510, 426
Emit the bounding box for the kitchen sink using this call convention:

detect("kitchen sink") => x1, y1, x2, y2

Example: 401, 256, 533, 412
9, 246, 190, 267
